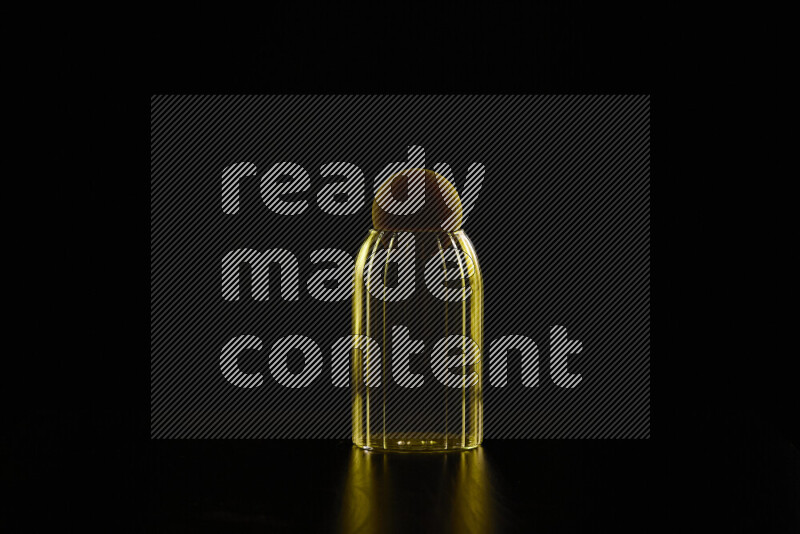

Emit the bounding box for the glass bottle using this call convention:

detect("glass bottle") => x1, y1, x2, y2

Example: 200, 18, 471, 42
352, 168, 483, 451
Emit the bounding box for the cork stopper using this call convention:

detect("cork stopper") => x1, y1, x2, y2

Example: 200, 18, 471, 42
372, 168, 462, 232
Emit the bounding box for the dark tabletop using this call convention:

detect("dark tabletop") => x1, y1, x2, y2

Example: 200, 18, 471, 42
7, 404, 799, 532
145, 439, 652, 533
140, 423, 798, 533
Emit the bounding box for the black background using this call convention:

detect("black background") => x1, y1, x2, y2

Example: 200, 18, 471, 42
8, 3, 798, 533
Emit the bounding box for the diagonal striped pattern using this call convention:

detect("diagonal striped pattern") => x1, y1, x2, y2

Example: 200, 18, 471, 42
151, 95, 650, 439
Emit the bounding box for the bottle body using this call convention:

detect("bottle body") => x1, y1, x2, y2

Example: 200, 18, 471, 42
351, 229, 483, 451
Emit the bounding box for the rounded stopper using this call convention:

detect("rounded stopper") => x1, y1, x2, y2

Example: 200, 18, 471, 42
372, 168, 462, 232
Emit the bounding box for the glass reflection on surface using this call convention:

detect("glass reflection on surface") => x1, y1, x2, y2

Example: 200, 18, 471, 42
338, 446, 494, 534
